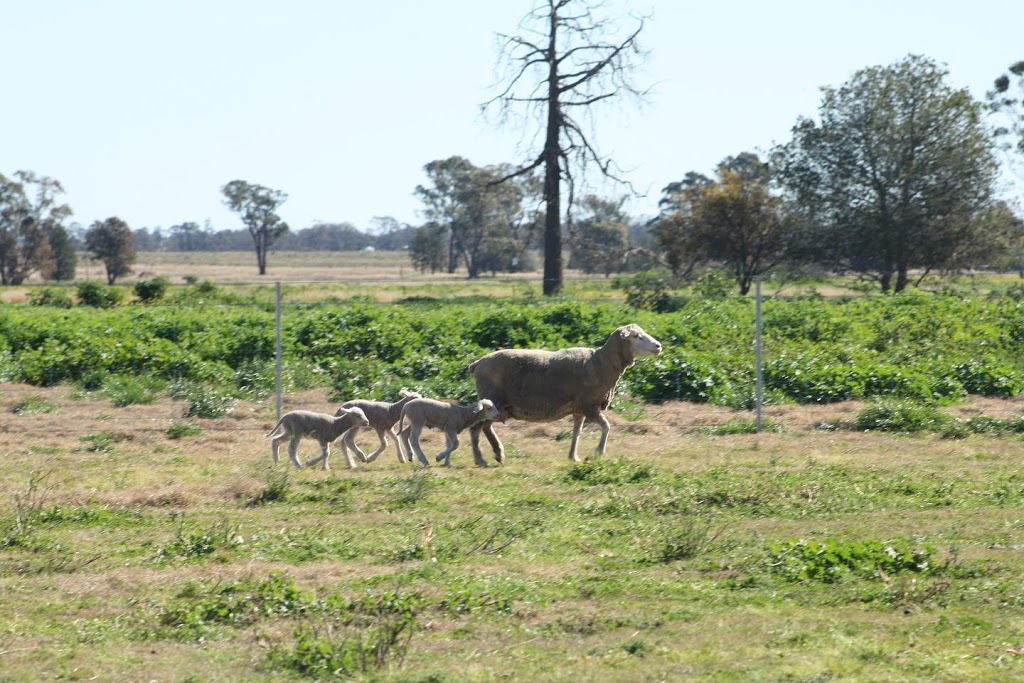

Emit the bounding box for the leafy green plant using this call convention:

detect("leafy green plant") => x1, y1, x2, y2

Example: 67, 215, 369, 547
102, 374, 162, 407
767, 538, 938, 584
157, 515, 242, 561
564, 458, 656, 485
79, 431, 126, 452
9, 395, 56, 415
165, 421, 202, 439
134, 276, 170, 303
27, 287, 73, 308
656, 518, 726, 563
854, 400, 949, 433
700, 418, 783, 435
76, 280, 125, 308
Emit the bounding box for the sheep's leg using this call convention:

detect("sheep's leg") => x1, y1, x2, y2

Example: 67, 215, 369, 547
470, 424, 488, 467
408, 424, 431, 466
343, 427, 369, 463
435, 431, 458, 467
482, 422, 504, 464
390, 426, 407, 463
288, 435, 304, 469
306, 439, 330, 469
363, 427, 388, 463
592, 412, 611, 457
567, 414, 587, 462
339, 439, 359, 470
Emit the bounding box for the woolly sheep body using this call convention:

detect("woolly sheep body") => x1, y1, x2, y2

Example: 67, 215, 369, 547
468, 323, 662, 465
398, 397, 500, 467
338, 388, 422, 464
266, 407, 369, 470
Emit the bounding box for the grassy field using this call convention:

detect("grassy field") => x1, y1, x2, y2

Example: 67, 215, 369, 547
2, 257, 1024, 681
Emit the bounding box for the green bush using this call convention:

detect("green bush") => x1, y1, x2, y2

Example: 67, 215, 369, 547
767, 537, 937, 583
134, 276, 170, 303
854, 400, 948, 433
76, 280, 124, 308
27, 287, 73, 308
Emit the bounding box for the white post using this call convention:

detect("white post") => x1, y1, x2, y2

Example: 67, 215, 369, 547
275, 281, 283, 421
755, 275, 763, 433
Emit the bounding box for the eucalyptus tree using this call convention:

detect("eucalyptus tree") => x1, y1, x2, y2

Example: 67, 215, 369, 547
415, 156, 537, 278
567, 194, 630, 276
773, 54, 1002, 292
989, 60, 1024, 179
653, 154, 806, 294
221, 180, 289, 275
85, 216, 136, 284
485, 0, 647, 295
0, 171, 74, 285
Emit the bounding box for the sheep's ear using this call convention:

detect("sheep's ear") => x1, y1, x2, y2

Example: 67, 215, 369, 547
473, 401, 484, 413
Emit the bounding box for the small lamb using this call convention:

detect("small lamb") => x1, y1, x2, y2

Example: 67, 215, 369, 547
337, 388, 422, 464
398, 398, 500, 467
266, 406, 369, 470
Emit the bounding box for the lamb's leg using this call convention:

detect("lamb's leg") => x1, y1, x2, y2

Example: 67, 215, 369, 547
339, 439, 358, 470
470, 424, 488, 467
482, 422, 504, 464
364, 427, 388, 463
305, 439, 329, 469
288, 435, 304, 469
435, 431, 458, 467
567, 414, 587, 462
592, 411, 611, 457
408, 424, 430, 466
343, 427, 369, 463
390, 426, 407, 463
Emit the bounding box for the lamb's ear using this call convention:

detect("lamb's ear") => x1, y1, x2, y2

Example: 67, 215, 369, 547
472, 401, 484, 413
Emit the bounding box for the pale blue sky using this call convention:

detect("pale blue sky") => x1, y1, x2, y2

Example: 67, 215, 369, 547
2, 1, 1022, 234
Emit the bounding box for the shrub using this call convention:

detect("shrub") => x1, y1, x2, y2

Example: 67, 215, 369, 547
134, 276, 170, 303
76, 280, 124, 308
27, 287, 73, 308
767, 538, 937, 583
854, 400, 949, 433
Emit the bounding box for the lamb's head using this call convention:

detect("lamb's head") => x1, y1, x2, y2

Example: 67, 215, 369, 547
399, 388, 422, 400
473, 398, 500, 422
336, 405, 369, 427
618, 323, 663, 358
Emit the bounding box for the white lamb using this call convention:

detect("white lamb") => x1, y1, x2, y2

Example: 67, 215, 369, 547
336, 388, 422, 464
398, 398, 500, 467
266, 406, 369, 470
468, 323, 662, 465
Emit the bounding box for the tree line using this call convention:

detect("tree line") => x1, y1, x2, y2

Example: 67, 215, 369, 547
2, 2, 1023, 293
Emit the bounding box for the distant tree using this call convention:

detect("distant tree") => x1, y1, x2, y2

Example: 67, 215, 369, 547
85, 216, 136, 284
654, 155, 806, 294
0, 171, 72, 285
415, 156, 537, 278
485, 0, 647, 295
650, 171, 713, 278
369, 216, 418, 250
278, 222, 369, 251
169, 221, 206, 251
988, 60, 1024, 177
409, 223, 446, 274
773, 54, 1000, 292
568, 195, 630, 276
45, 222, 76, 281
221, 180, 289, 275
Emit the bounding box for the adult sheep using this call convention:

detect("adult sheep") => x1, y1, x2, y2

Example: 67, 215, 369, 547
468, 323, 662, 466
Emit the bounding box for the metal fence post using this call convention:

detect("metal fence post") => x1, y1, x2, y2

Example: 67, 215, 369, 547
275, 281, 283, 421
755, 275, 763, 433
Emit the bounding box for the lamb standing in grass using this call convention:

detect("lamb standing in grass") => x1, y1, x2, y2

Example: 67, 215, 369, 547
266, 406, 369, 470
337, 388, 422, 464
398, 398, 500, 467
468, 323, 662, 466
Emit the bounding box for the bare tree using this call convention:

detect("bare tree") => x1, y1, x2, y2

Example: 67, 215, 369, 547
485, 0, 647, 295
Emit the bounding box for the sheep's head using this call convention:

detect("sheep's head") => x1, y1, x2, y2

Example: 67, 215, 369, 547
399, 388, 422, 400
619, 324, 663, 358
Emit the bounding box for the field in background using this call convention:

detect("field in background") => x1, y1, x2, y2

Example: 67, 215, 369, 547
2, 256, 1024, 681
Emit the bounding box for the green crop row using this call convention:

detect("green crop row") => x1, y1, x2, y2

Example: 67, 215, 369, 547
1, 290, 1022, 406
